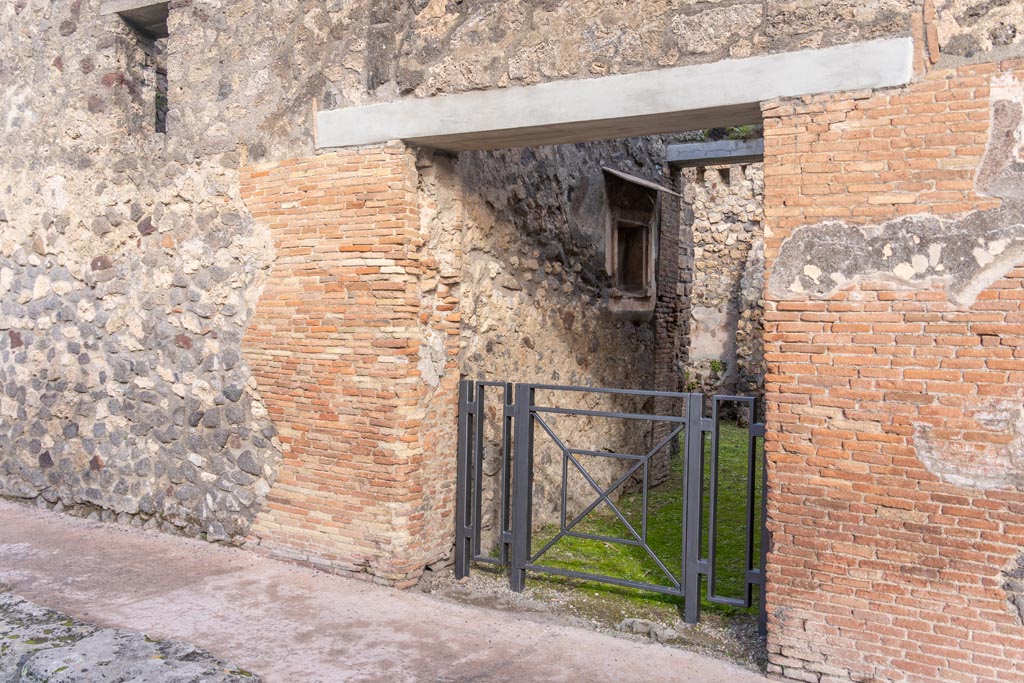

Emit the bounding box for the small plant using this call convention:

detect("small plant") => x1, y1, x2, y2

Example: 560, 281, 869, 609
703, 125, 763, 141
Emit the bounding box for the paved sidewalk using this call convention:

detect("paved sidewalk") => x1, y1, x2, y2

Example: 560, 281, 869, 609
0, 500, 770, 683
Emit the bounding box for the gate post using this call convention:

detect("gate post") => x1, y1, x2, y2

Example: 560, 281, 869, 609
454, 379, 473, 580
509, 383, 534, 592
683, 393, 705, 624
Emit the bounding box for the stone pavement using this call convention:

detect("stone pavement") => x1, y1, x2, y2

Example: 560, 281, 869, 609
0, 500, 771, 683
1, 589, 258, 682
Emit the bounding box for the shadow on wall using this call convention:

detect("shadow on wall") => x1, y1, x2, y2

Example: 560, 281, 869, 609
448, 139, 670, 543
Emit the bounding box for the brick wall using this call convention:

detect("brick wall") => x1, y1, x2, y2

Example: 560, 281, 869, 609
652, 185, 684, 482
761, 60, 1024, 682
238, 143, 458, 587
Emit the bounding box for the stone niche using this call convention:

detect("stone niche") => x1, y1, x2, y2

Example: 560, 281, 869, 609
602, 168, 679, 322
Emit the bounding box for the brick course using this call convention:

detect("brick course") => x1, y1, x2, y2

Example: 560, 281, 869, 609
762, 61, 1024, 683
238, 143, 458, 586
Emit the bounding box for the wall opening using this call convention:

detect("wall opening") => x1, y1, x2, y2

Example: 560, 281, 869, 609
426, 126, 767, 666
615, 221, 649, 294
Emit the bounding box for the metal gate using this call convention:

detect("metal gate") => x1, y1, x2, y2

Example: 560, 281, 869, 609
454, 380, 768, 632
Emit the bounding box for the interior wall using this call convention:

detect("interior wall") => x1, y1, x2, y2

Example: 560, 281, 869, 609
447, 138, 678, 543
680, 163, 766, 401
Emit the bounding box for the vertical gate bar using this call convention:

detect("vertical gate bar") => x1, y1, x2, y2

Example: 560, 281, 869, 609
560, 448, 568, 530
683, 393, 705, 623
706, 397, 720, 601
758, 398, 769, 636
509, 383, 535, 592
499, 382, 513, 566
745, 400, 757, 607
454, 379, 474, 580
472, 384, 486, 556
641, 459, 648, 543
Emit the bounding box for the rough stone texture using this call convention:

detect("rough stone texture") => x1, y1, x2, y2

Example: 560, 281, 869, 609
937, 0, 1024, 57
452, 138, 675, 543
680, 164, 766, 401
390, 0, 914, 97
0, 0, 281, 543
760, 61, 1024, 683
0, 0, 910, 582
12, 3, 1023, 665
0, 586, 257, 682
1005, 553, 1024, 625
55, 0, 919, 163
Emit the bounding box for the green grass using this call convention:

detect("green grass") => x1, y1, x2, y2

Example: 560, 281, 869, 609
529, 421, 764, 616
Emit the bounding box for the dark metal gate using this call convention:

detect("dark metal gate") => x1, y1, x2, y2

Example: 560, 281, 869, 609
454, 380, 768, 632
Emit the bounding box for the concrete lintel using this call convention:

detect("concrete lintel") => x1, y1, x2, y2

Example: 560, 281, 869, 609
667, 139, 765, 167
317, 37, 913, 152
100, 0, 169, 38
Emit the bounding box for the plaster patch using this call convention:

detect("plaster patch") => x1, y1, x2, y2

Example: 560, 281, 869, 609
768, 210, 1024, 306
417, 327, 446, 388
913, 401, 1024, 491
770, 80, 1024, 306
802, 264, 822, 281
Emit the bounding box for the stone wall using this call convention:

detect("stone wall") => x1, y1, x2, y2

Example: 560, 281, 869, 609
0, 1, 281, 542
99, 0, 924, 161
7, 0, 1022, 617
384, 0, 916, 98
760, 57, 1024, 683
936, 0, 1023, 61
452, 139, 676, 543
680, 163, 766, 400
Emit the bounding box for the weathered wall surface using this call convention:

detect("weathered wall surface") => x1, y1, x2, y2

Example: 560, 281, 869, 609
98, 0, 924, 162
936, 0, 1023, 60
453, 139, 674, 540
0, 0, 281, 542
238, 144, 459, 586
6, 0, 1020, 605
680, 163, 766, 399
761, 58, 1024, 682
387, 0, 914, 97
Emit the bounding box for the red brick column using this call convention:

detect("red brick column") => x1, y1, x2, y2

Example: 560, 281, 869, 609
761, 61, 1024, 682
239, 143, 459, 586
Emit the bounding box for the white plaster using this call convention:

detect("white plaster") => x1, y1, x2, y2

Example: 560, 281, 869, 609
973, 246, 996, 267
892, 262, 916, 280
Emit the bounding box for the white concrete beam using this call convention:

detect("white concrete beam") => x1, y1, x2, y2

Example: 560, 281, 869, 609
317, 37, 913, 152
667, 139, 765, 167
100, 0, 168, 38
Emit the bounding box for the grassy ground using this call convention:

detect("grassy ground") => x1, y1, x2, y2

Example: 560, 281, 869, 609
529, 421, 764, 617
